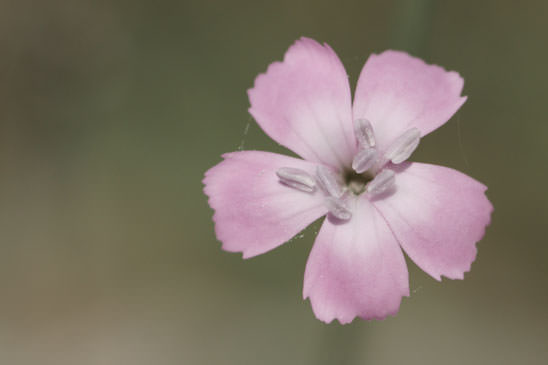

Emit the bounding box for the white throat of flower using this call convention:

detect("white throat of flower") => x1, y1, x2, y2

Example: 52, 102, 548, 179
276, 118, 421, 222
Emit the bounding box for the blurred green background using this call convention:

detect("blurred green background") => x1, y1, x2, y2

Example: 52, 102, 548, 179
1, 0, 547, 364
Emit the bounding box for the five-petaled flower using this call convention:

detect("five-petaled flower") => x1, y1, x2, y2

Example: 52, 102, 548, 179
203, 37, 493, 324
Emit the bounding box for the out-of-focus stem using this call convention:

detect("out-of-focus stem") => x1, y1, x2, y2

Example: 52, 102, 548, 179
391, 0, 436, 57
312, 2, 436, 364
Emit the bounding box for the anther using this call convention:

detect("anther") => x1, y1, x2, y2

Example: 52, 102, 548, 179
276, 167, 316, 193
353, 118, 376, 148
324, 196, 352, 221
384, 128, 421, 164
316, 165, 344, 198
352, 147, 377, 173
366, 169, 395, 195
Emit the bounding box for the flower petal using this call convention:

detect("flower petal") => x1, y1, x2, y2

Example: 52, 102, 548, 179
203, 151, 328, 258
248, 37, 355, 168
373, 163, 493, 281
352, 50, 467, 153
303, 195, 409, 324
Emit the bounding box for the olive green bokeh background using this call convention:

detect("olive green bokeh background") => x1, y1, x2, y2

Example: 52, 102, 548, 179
1, 0, 547, 364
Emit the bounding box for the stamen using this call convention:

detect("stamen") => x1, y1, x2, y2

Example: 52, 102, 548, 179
353, 118, 376, 148
316, 165, 344, 198
384, 128, 421, 164
352, 147, 377, 173
324, 196, 352, 221
276, 167, 316, 193
366, 169, 395, 195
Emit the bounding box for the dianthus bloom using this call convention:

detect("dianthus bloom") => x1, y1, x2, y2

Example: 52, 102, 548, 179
203, 38, 492, 324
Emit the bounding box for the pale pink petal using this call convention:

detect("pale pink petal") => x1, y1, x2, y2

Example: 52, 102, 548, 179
303, 195, 409, 324
352, 50, 467, 153
203, 151, 327, 258
248, 37, 356, 169
373, 163, 493, 281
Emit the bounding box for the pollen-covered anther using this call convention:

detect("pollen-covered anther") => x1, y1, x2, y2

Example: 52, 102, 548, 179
352, 147, 377, 173
276, 167, 316, 193
353, 118, 376, 148
384, 128, 421, 164
366, 169, 396, 195
316, 165, 344, 198
324, 196, 352, 221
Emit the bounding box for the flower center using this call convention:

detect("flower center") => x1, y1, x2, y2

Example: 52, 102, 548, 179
275, 118, 422, 222
344, 169, 373, 195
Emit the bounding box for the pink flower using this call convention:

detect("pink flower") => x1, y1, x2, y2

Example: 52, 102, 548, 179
203, 37, 493, 324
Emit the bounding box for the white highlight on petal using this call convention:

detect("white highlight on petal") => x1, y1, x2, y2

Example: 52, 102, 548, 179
324, 196, 352, 221
276, 167, 316, 193
353, 118, 376, 148
367, 169, 395, 195
316, 165, 344, 198
352, 147, 378, 173
384, 128, 421, 164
